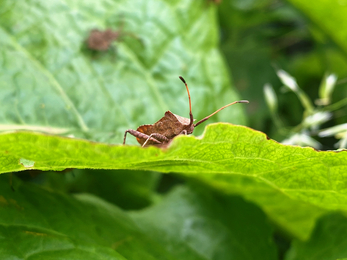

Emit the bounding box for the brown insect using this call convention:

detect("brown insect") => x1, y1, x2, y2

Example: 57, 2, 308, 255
86, 29, 120, 51
86, 26, 142, 53
123, 76, 249, 147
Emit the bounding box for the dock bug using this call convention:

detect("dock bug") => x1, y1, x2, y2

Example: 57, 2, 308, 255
86, 29, 120, 51
123, 76, 249, 147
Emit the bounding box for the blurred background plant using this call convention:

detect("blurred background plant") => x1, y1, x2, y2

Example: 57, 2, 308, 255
2, 0, 347, 259
218, 0, 347, 150
264, 70, 347, 149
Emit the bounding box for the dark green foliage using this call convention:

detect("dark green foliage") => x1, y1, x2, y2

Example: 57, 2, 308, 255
1, 0, 347, 259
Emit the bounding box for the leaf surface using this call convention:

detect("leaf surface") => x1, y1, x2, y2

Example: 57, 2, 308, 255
0, 175, 276, 260
0, 0, 245, 144
48, 169, 160, 210
131, 185, 277, 260
285, 213, 347, 260
1, 123, 347, 239
287, 0, 347, 54
0, 176, 174, 260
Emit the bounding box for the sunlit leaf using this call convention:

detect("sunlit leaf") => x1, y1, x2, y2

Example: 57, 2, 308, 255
1, 123, 347, 239
0, 0, 246, 145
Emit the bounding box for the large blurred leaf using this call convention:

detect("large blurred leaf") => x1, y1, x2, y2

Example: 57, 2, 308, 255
0, 0, 246, 144
2, 123, 347, 239
287, 0, 347, 55
0, 175, 276, 259
0, 175, 176, 259
43, 169, 160, 210
0, 0, 248, 224
131, 185, 277, 260
285, 213, 347, 260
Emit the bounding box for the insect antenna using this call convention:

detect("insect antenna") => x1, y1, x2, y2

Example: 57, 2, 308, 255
179, 76, 194, 126
194, 100, 249, 127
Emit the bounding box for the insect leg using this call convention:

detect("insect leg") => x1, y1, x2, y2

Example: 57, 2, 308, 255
142, 133, 169, 147
123, 129, 131, 144
123, 129, 162, 145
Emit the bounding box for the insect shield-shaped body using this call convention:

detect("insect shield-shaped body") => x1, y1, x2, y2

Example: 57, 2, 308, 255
86, 29, 120, 51
132, 111, 195, 147
123, 77, 248, 147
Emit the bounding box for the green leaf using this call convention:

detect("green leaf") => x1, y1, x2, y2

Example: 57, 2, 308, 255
287, 0, 347, 55
43, 169, 160, 210
131, 185, 277, 260
0, 0, 246, 144
0, 174, 276, 260
285, 213, 347, 260
0, 176, 175, 259
2, 123, 347, 239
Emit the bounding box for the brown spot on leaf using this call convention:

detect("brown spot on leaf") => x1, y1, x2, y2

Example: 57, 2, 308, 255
86, 29, 120, 51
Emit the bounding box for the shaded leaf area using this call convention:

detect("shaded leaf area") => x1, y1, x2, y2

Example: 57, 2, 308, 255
1, 124, 347, 239
285, 213, 347, 260
287, 0, 347, 55
0, 0, 246, 144
131, 185, 277, 260
0, 176, 174, 260
0, 175, 276, 260
43, 169, 160, 210
186, 173, 325, 241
